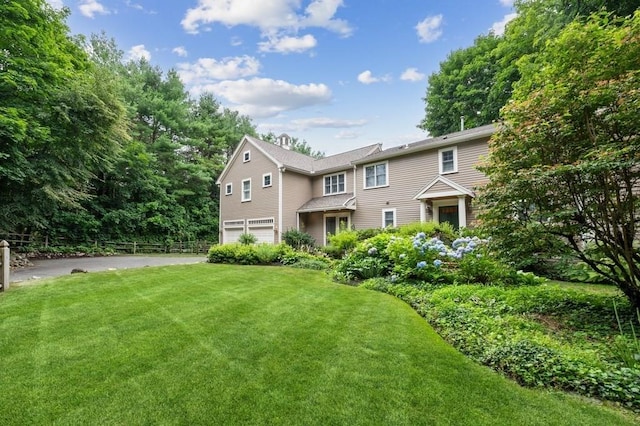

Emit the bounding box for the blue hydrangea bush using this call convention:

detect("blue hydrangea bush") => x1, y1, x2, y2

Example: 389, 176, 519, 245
334, 231, 543, 286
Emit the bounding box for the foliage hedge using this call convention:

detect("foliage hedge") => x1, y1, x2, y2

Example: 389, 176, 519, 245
207, 243, 332, 270
361, 278, 640, 410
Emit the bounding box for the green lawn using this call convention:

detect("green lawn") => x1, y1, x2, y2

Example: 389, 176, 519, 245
0, 264, 636, 425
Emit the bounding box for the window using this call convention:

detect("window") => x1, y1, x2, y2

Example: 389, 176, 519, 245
241, 178, 251, 202
225, 183, 233, 195
243, 150, 251, 162
382, 209, 396, 228
323, 173, 345, 195
364, 162, 388, 188
439, 146, 458, 174
263, 173, 272, 188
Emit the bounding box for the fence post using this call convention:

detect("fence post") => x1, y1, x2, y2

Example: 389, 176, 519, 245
1, 240, 9, 291
133, 241, 137, 255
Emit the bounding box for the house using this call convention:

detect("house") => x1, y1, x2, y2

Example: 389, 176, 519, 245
216, 124, 494, 245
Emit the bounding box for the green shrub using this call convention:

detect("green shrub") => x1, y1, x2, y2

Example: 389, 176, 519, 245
327, 229, 358, 255
282, 229, 315, 249
396, 221, 456, 243
238, 233, 258, 245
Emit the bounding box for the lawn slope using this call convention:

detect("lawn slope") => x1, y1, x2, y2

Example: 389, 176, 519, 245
0, 264, 635, 425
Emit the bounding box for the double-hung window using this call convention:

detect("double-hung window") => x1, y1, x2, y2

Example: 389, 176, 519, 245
364, 162, 388, 188
439, 146, 458, 174
324, 173, 345, 195
241, 178, 251, 202
263, 173, 272, 188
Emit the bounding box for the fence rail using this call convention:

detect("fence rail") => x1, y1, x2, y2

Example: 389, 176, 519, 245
0, 234, 212, 254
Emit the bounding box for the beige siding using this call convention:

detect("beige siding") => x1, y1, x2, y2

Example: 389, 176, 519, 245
219, 141, 280, 240
311, 168, 354, 198
353, 138, 489, 229
281, 171, 313, 239
300, 212, 325, 245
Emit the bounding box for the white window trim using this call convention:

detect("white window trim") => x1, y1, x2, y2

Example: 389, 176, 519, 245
382, 208, 396, 228
243, 150, 251, 163
323, 172, 346, 196
241, 178, 251, 202
363, 161, 389, 189
262, 173, 272, 188
439, 146, 458, 175
225, 182, 233, 196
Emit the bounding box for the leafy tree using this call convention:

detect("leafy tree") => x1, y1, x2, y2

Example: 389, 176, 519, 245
419, 0, 640, 136
419, 35, 502, 136
478, 12, 640, 307
0, 0, 126, 231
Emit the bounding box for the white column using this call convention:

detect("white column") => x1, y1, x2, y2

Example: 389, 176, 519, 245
458, 196, 467, 228
419, 200, 426, 223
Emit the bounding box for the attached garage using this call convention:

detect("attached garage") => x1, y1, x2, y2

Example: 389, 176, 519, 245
222, 219, 245, 244
247, 217, 275, 244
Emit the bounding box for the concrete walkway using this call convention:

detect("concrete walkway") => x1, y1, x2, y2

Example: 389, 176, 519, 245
10, 255, 206, 284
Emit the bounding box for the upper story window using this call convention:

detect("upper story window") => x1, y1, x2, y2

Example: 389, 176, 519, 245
439, 146, 458, 174
243, 150, 251, 162
324, 173, 346, 195
225, 183, 232, 196
364, 161, 388, 188
241, 178, 251, 202
382, 208, 396, 228
263, 173, 272, 188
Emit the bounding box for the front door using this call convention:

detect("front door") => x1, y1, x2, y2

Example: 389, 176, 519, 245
325, 214, 349, 244
439, 205, 459, 230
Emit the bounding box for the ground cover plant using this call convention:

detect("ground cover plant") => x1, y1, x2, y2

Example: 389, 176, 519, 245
1, 264, 637, 425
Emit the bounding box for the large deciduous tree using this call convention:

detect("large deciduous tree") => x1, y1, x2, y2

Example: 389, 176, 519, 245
478, 12, 640, 307
0, 1, 126, 232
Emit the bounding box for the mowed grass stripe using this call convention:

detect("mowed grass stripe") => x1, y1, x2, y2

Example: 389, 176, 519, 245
0, 264, 635, 425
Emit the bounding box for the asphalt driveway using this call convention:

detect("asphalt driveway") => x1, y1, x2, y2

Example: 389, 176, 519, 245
10, 255, 206, 284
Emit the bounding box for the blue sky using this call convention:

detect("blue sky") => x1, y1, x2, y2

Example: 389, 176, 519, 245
48, 0, 516, 155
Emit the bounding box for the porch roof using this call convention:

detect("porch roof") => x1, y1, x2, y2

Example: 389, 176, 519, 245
297, 193, 356, 213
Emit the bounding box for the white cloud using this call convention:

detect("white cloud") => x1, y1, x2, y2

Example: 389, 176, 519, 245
416, 15, 443, 43
290, 117, 367, 130
177, 56, 261, 84
127, 45, 151, 61
193, 78, 332, 118
172, 46, 188, 57
490, 13, 517, 36
400, 67, 425, 82
125, 0, 143, 10
181, 0, 353, 46
357, 70, 391, 85
499, 0, 514, 6
46, 0, 64, 9
231, 37, 243, 46
335, 130, 361, 140
258, 34, 317, 54
79, 0, 110, 18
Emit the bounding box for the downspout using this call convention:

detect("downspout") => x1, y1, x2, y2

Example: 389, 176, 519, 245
278, 167, 284, 243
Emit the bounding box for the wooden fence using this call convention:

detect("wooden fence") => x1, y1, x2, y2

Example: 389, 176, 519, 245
0, 234, 212, 254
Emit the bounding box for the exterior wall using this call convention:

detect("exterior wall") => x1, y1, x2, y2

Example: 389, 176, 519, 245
219, 141, 280, 241
311, 168, 355, 198
353, 138, 489, 230
300, 211, 325, 246
281, 171, 313, 239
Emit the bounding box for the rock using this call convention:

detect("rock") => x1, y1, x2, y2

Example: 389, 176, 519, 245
70, 268, 88, 274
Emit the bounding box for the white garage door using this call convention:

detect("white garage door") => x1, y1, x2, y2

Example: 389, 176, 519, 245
247, 217, 275, 244
222, 219, 245, 244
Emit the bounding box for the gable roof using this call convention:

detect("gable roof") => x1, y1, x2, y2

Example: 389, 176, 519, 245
353, 124, 496, 165
216, 135, 381, 184
413, 175, 475, 200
